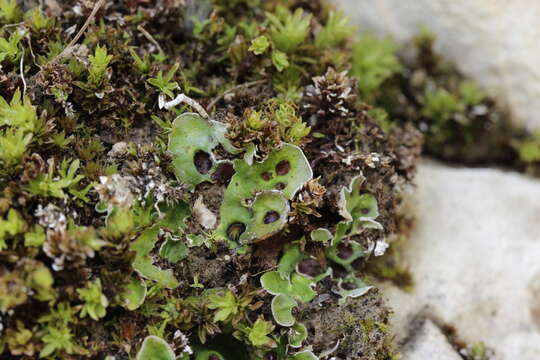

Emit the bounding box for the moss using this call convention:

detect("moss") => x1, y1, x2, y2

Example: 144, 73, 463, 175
296, 289, 398, 359
365, 235, 414, 291
375, 29, 537, 173
0, 0, 530, 359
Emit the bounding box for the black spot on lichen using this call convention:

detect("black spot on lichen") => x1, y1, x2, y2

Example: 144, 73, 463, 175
297, 258, 322, 277
194, 151, 213, 175
275, 160, 290, 176
261, 171, 272, 181
275, 182, 286, 190
212, 162, 235, 184
263, 211, 280, 224
342, 281, 358, 290
337, 242, 353, 260
227, 222, 246, 241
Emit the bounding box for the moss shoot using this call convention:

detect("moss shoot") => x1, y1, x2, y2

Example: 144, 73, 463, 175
0, 0, 531, 359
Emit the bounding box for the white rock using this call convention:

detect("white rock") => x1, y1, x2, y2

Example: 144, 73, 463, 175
332, 0, 540, 131
400, 319, 461, 360
381, 162, 540, 359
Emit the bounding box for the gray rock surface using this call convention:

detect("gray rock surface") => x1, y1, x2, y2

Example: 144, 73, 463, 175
400, 319, 461, 360
382, 162, 540, 359
332, 0, 540, 131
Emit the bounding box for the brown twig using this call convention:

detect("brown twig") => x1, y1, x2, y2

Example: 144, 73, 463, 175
1, 21, 24, 29
50, 0, 106, 63
26, 35, 40, 70
137, 25, 165, 55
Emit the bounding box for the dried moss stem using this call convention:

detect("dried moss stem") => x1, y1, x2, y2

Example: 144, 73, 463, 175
51, 0, 106, 63
137, 25, 165, 55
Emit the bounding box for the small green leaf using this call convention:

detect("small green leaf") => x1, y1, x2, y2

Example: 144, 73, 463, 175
315, 11, 355, 48
0, 209, 25, 250
147, 64, 179, 99
88, 45, 113, 87
77, 279, 108, 320
158, 201, 191, 232
266, 6, 312, 53
249, 35, 270, 55
290, 350, 318, 360
260, 271, 316, 303
24, 225, 45, 247
271, 294, 297, 327
121, 277, 147, 311
206, 288, 238, 322
248, 318, 275, 347
136, 336, 176, 360
159, 237, 189, 263
131, 226, 179, 289
288, 322, 308, 348
272, 50, 289, 72
310, 228, 332, 244
277, 244, 303, 280
350, 34, 402, 98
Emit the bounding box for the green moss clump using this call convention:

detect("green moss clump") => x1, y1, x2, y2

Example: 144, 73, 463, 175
0, 0, 523, 359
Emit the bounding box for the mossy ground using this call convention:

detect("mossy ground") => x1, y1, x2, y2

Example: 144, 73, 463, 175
0, 0, 531, 359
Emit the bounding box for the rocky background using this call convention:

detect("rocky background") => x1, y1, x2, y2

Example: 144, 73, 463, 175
333, 0, 540, 132
334, 1, 540, 359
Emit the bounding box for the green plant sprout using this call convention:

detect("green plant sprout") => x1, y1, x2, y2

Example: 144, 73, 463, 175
206, 288, 240, 323
148, 63, 180, 98
247, 318, 275, 347
0, 88, 39, 131
39, 326, 79, 358
350, 34, 402, 97
272, 50, 290, 72
249, 35, 270, 55
0, 209, 25, 250
27, 159, 90, 201
0, 29, 25, 63
315, 11, 355, 48
88, 45, 113, 88
0, 0, 22, 24
266, 6, 311, 54
76, 279, 109, 320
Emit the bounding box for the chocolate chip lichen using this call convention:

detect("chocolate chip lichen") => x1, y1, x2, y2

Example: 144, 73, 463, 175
1, 0, 528, 359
